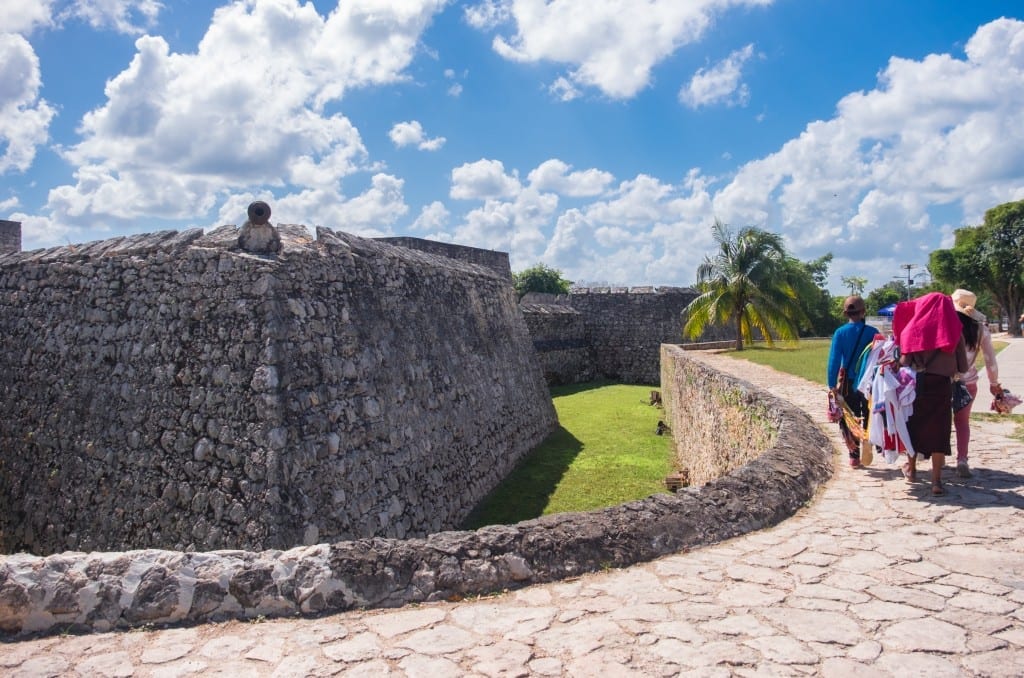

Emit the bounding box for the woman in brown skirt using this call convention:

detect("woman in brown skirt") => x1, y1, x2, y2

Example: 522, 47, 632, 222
894, 292, 968, 495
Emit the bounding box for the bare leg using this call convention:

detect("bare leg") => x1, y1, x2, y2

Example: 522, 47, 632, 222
932, 453, 945, 495
903, 454, 916, 482
953, 383, 977, 463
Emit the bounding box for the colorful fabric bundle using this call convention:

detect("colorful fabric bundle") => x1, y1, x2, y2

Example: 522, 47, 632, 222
992, 389, 1022, 414
858, 335, 917, 463
893, 292, 963, 354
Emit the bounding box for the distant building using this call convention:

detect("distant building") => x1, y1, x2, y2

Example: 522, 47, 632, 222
0, 220, 21, 254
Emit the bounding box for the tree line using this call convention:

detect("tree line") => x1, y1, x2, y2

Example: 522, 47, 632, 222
513, 198, 1024, 349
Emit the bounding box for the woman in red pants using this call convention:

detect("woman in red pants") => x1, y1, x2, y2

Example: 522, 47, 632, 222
951, 289, 1002, 478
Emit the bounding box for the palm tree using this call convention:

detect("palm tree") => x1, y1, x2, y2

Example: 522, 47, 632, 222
682, 220, 807, 350
841, 275, 867, 296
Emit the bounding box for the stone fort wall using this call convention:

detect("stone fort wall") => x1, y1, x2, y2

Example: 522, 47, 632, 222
376, 236, 512, 280
0, 346, 832, 636
0, 225, 556, 556
0, 220, 20, 254
520, 287, 700, 385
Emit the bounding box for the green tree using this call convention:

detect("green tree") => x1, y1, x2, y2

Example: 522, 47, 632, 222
930, 199, 1024, 334
513, 263, 572, 299
864, 282, 905, 314
682, 221, 807, 350
841, 276, 867, 295
786, 253, 838, 337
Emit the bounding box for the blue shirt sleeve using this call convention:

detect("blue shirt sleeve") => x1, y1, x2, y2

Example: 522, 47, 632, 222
827, 329, 845, 389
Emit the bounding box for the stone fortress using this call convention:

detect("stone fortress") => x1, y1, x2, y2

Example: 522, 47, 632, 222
0, 211, 562, 557
520, 287, 703, 386
0, 212, 831, 635
0, 211, 705, 558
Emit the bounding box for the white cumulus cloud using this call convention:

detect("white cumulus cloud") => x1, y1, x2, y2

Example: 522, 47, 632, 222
709, 17, 1024, 288
471, 0, 772, 99
389, 120, 446, 151
410, 200, 450, 234
60, 0, 163, 35
37, 0, 446, 239
527, 159, 613, 197
0, 34, 56, 174
1, 1, 55, 34
679, 43, 756, 108
463, 0, 509, 30
450, 158, 521, 200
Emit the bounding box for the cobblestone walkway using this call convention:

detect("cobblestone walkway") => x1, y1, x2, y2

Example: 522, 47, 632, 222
4, 347, 1024, 677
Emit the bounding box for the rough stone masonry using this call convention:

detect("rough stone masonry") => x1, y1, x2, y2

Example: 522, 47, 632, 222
0, 222, 557, 556
0, 344, 832, 636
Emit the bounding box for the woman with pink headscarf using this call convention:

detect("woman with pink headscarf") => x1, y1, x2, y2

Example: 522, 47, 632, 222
894, 292, 968, 496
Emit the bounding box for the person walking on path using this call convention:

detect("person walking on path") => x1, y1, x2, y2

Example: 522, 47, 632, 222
827, 295, 879, 466
895, 292, 968, 495
951, 289, 1002, 478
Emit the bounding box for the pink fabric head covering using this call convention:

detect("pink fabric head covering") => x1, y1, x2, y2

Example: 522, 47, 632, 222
893, 291, 962, 354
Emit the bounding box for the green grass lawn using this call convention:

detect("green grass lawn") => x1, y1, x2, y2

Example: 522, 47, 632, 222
462, 381, 672, 528
725, 338, 832, 385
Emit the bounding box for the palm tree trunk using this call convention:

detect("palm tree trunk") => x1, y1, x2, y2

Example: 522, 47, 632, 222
734, 313, 744, 351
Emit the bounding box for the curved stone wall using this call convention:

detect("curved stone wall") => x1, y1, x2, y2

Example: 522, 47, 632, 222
660, 344, 780, 485
0, 346, 832, 637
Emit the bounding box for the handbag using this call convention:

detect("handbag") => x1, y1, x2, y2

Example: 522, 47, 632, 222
952, 380, 973, 412
827, 390, 842, 423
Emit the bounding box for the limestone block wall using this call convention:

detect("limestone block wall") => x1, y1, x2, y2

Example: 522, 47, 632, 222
0, 219, 20, 254
0, 344, 832, 637
660, 344, 779, 485
518, 298, 595, 385
521, 287, 698, 385
0, 225, 556, 556
376, 237, 511, 280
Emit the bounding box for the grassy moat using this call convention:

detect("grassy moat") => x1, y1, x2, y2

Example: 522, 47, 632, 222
463, 381, 673, 528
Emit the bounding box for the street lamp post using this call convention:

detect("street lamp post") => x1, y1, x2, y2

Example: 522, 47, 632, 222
895, 263, 917, 300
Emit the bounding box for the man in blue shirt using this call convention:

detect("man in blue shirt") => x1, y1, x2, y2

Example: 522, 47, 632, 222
827, 295, 880, 467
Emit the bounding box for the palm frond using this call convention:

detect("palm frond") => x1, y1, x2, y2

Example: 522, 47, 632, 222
682, 220, 810, 348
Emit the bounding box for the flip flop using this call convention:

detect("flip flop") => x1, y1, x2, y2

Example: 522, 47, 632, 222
932, 482, 945, 496
901, 463, 916, 483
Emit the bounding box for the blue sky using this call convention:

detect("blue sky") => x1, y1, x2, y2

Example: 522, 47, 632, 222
3, 1, 1023, 294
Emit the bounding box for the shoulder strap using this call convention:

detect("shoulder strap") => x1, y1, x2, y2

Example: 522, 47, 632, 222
845, 323, 868, 371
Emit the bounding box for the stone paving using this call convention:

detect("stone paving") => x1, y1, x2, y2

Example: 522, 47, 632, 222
3, 338, 1024, 677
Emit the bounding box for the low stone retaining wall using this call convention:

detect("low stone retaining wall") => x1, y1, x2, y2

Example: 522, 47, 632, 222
0, 348, 832, 637
660, 344, 779, 486
679, 340, 736, 351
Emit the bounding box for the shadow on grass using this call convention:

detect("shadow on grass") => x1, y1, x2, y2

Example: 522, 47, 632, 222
461, 424, 584, 529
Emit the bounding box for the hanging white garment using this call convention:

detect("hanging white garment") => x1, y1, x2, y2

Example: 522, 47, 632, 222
858, 337, 916, 462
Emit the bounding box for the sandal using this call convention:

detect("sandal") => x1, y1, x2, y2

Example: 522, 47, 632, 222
932, 482, 945, 496
901, 463, 916, 483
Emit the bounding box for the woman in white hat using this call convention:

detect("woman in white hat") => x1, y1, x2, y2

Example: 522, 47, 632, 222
951, 289, 1002, 478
